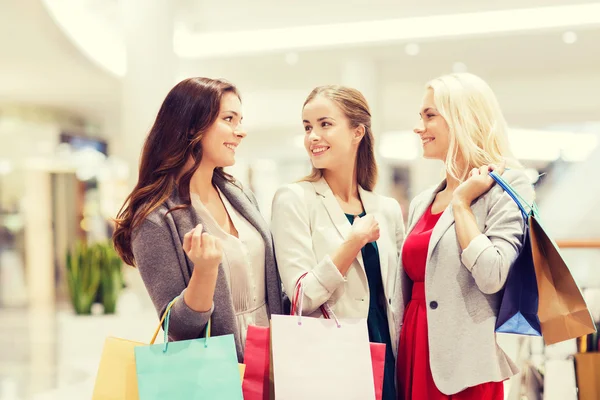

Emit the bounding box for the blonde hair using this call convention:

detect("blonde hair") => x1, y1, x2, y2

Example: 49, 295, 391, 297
300, 85, 378, 191
426, 73, 521, 182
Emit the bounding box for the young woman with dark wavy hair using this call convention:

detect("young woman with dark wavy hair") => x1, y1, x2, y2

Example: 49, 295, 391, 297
113, 77, 283, 360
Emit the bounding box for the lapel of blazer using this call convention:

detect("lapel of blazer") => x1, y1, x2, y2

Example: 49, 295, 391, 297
427, 204, 456, 263
213, 175, 273, 251
311, 177, 365, 272
164, 188, 199, 278
311, 177, 352, 240
164, 179, 276, 310
214, 176, 283, 315
164, 178, 269, 278
406, 180, 456, 264
406, 181, 442, 236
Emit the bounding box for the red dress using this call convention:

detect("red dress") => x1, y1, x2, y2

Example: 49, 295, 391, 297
397, 204, 504, 400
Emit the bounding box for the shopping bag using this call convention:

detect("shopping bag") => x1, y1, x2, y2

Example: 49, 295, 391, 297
530, 215, 597, 344
92, 299, 245, 400
369, 342, 386, 400
91, 301, 179, 400
92, 337, 144, 400
544, 359, 578, 400
242, 325, 273, 400
318, 303, 386, 400
574, 353, 600, 400
492, 176, 541, 336
490, 171, 596, 344
270, 276, 376, 400
242, 324, 386, 400
495, 229, 541, 336
134, 298, 244, 400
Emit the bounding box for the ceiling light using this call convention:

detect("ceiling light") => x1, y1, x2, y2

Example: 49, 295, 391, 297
379, 132, 420, 161
285, 52, 299, 65
0, 159, 13, 176
562, 31, 578, 44
177, 3, 600, 58
404, 43, 420, 56
379, 129, 598, 163
452, 62, 468, 73
508, 129, 597, 162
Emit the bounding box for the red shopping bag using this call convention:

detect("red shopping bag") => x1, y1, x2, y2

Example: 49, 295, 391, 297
370, 342, 386, 400
242, 325, 272, 400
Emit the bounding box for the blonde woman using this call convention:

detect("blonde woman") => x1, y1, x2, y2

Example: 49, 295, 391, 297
396, 73, 535, 399
271, 86, 404, 400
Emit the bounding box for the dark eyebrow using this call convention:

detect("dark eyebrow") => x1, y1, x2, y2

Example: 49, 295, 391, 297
223, 110, 243, 120
303, 117, 335, 124
422, 107, 437, 114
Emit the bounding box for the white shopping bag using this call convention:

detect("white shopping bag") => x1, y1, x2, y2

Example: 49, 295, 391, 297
543, 359, 577, 400
270, 278, 376, 400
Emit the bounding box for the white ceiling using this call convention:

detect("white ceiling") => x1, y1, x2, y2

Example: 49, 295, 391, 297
63, 0, 600, 33
1, 0, 599, 147
0, 0, 120, 125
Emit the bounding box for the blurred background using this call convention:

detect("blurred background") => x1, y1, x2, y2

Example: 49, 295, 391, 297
1, 0, 600, 399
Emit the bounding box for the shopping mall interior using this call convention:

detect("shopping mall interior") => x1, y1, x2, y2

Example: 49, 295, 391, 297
1, 0, 600, 399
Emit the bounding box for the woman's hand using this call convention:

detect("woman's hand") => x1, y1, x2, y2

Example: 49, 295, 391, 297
452, 161, 506, 207
183, 224, 223, 276
182, 224, 222, 312
349, 214, 380, 246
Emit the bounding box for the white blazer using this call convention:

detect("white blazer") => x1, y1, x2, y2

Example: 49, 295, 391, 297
271, 177, 405, 356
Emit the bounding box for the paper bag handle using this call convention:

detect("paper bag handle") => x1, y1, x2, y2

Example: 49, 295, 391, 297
489, 170, 537, 220
291, 273, 341, 327
149, 296, 212, 352
150, 297, 178, 345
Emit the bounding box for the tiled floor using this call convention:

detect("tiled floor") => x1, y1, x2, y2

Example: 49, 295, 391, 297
1, 307, 59, 400
1, 274, 159, 400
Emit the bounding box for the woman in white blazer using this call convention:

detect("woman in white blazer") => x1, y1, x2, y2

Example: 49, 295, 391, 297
396, 73, 535, 399
271, 85, 404, 400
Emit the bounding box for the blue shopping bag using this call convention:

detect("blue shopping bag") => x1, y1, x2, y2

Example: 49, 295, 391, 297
134, 298, 243, 400
490, 171, 542, 336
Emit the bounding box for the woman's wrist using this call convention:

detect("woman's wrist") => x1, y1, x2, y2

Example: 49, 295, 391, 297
451, 194, 471, 209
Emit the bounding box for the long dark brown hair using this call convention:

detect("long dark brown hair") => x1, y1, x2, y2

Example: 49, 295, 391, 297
301, 85, 378, 191
113, 77, 239, 266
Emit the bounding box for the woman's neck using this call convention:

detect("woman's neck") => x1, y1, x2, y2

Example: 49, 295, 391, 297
322, 166, 359, 202
189, 162, 216, 204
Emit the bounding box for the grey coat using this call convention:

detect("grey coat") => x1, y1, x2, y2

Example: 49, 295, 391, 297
395, 169, 535, 395
131, 174, 284, 361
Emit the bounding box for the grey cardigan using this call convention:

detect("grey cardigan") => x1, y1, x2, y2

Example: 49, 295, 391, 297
131, 174, 284, 361
395, 169, 535, 395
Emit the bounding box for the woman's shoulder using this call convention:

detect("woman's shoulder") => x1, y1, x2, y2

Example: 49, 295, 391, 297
273, 181, 317, 203
488, 168, 535, 204
410, 185, 439, 208
131, 201, 174, 240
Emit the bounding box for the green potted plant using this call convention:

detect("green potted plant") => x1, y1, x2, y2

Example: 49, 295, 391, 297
65, 241, 124, 315
97, 242, 124, 314
65, 241, 101, 315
